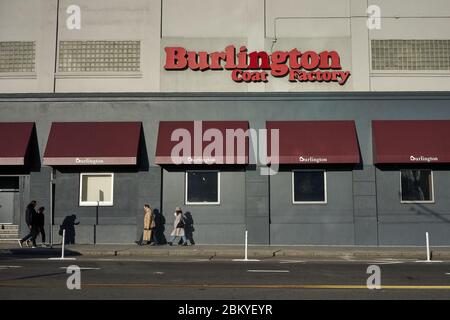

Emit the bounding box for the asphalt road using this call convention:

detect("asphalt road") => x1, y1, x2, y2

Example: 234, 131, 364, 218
1, 256, 450, 300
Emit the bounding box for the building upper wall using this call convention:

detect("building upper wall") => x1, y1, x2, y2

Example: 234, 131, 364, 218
1, 0, 450, 93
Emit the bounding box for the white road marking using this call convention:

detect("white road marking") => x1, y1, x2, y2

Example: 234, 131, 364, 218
279, 260, 305, 264
59, 267, 101, 270
367, 261, 404, 265
247, 269, 290, 273
0, 265, 22, 269
415, 260, 443, 263
153, 271, 165, 275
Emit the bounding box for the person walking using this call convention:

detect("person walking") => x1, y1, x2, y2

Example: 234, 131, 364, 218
168, 207, 188, 246
35, 207, 46, 247
141, 204, 156, 245
18, 200, 38, 248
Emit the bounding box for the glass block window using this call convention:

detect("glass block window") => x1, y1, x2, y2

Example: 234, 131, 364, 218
58, 41, 140, 72
372, 40, 450, 71
0, 41, 35, 72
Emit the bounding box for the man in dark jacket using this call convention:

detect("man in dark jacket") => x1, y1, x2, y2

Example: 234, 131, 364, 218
18, 200, 38, 248
35, 207, 46, 246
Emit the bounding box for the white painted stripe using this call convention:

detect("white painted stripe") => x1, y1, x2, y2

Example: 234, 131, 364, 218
59, 267, 101, 270
367, 261, 404, 265
247, 269, 290, 273
279, 260, 304, 264
0, 265, 22, 269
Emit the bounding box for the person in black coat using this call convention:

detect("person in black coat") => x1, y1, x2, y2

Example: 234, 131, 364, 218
19, 200, 38, 248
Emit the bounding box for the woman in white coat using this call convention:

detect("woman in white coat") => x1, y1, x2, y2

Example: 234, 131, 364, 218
168, 207, 188, 246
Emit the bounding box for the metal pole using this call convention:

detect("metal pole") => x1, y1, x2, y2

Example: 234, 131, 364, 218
245, 229, 248, 261
49, 170, 53, 248
426, 232, 430, 261
61, 229, 65, 259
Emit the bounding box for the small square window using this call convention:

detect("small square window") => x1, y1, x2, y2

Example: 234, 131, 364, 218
400, 170, 434, 203
185, 171, 220, 205
79, 173, 114, 206
292, 170, 327, 204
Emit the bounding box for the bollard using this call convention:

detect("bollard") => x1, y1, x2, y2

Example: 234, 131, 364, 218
244, 229, 248, 260
232, 229, 259, 262
48, 228, 76, 260
415, 231, 442, 263
61, 229, 66, 259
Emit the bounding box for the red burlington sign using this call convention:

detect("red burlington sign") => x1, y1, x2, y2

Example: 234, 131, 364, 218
164, 45, 350, 85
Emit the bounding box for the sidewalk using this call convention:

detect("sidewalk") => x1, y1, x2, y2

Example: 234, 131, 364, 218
1, 243, 450, 260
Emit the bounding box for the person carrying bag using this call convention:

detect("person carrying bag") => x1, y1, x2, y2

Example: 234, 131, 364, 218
168, 206, 188, 246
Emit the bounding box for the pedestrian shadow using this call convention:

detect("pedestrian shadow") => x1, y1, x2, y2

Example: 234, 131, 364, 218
59, 214, 80, 245
154, 209, 167, 245
184, 211, 195, 245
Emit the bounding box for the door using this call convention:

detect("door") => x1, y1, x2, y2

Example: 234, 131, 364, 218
0, 177, 20, 224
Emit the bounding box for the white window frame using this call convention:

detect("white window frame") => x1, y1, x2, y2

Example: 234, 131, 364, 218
292, 170, 327, 204
400, 169, 435, 204
185, 170, 221, 205
79, 173, 114, 207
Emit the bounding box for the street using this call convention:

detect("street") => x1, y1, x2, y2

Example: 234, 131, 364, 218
1, 256, 450, 299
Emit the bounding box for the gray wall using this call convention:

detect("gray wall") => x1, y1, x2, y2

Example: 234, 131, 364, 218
2, 92, 450, 245
162, 168, 246, 244
270, 169, 354, 245
377, 167, 450, 245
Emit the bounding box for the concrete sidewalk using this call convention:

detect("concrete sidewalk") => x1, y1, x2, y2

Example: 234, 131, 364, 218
1, 243, 450, 260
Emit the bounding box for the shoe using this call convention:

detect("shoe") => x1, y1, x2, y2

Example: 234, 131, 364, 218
182, 243, 188, 246
168, 242, 173, 246
18, 240, 23, 248
150, 243, 157, 246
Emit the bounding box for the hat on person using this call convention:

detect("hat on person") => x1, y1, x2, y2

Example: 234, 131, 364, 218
175, 206, 182, 212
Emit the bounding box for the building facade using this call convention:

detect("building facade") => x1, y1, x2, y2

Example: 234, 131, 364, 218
1, 0, 450, 245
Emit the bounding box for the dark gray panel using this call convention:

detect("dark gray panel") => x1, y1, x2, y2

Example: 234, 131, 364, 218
354, 195, 377, 215
353, 166, 375, 181
96, 225, 137, 244
354, 217, 378, 245
353, 181, 376, 196
379, 223, 450, 246
165, 223, 246, 245
246, 216, 269, 245
270, 223, 355, 245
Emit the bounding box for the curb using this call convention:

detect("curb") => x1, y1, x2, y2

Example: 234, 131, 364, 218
2, 246, 449, 260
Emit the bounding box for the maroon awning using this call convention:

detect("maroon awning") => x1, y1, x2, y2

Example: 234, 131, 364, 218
43, 122, 142, 166
372, 120, 450, 164
155, 121, 249, 165
0, 122, 35, 165
266, 121, 360, 164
